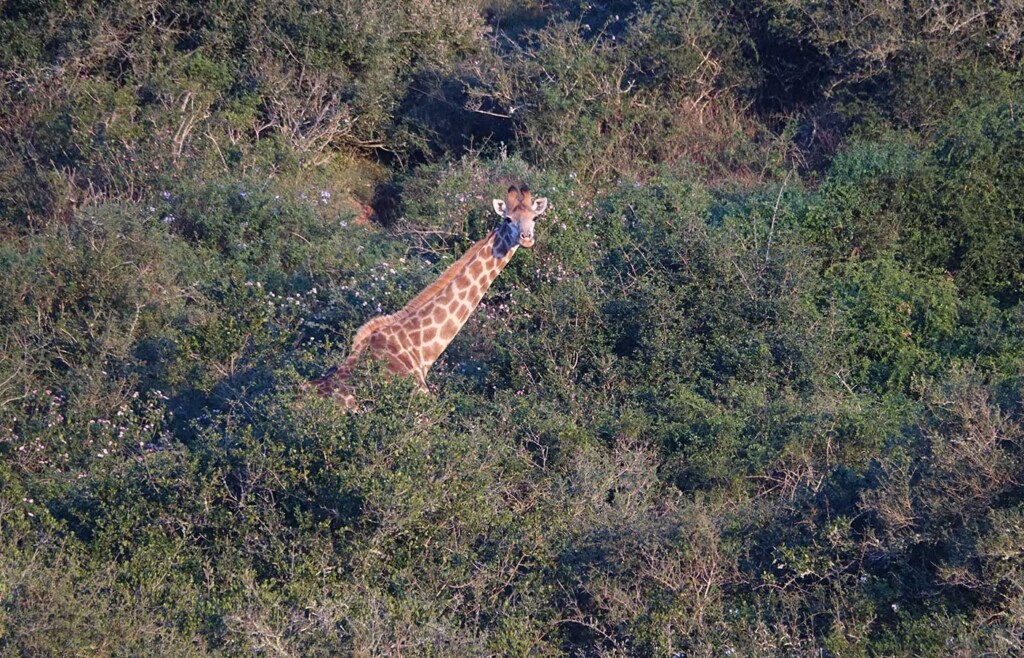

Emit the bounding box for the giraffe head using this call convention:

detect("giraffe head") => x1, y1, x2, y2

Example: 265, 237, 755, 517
491, 185, 548, 258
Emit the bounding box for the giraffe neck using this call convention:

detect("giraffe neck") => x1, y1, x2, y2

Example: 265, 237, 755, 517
401, 229, 517, 372
311, 225, 520, 404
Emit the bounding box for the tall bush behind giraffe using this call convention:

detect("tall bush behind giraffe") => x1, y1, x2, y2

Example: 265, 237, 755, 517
2, 0, 1024, 655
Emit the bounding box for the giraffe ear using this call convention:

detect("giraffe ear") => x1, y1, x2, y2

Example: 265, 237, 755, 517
492, 199, 507, 216
532, 197, 549, 215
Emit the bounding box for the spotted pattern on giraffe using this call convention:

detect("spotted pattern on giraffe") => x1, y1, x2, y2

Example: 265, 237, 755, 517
308, 185, 549, 407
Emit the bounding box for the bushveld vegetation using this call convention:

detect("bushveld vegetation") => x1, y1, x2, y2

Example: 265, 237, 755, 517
2, 1, 1023, 655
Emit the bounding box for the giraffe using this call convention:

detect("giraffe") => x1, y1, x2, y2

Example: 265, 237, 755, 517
309, 185, 549, 407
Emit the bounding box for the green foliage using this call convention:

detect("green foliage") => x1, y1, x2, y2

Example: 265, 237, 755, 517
0, 0, 493, 225
468, 4, 781, 183
825, 257, 959, 394
3, 2, 1024, 656
764, 0, 1024, 127
804, 97, 1024, 303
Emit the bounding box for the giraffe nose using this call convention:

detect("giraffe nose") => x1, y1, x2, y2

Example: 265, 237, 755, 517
520, 231, 534, 246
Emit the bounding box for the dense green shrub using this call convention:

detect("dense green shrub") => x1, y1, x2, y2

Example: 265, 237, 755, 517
3, 2, 1024, 656
764, 0, 1024, 127
0, 0, 494, 226
468, 3, 783, 183
803, 96, 1024, 304
824, 257, 959, 394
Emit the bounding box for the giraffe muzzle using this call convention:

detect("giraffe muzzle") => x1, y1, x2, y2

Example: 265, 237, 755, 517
519, 232, 534, 247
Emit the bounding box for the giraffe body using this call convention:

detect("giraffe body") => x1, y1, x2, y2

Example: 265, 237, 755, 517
311, 185, 548, 406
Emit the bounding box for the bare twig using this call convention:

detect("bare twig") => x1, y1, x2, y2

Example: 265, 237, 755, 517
764, 169, 792, 266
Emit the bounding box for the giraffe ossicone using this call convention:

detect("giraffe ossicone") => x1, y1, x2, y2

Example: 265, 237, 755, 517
309, 185, 549, 407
